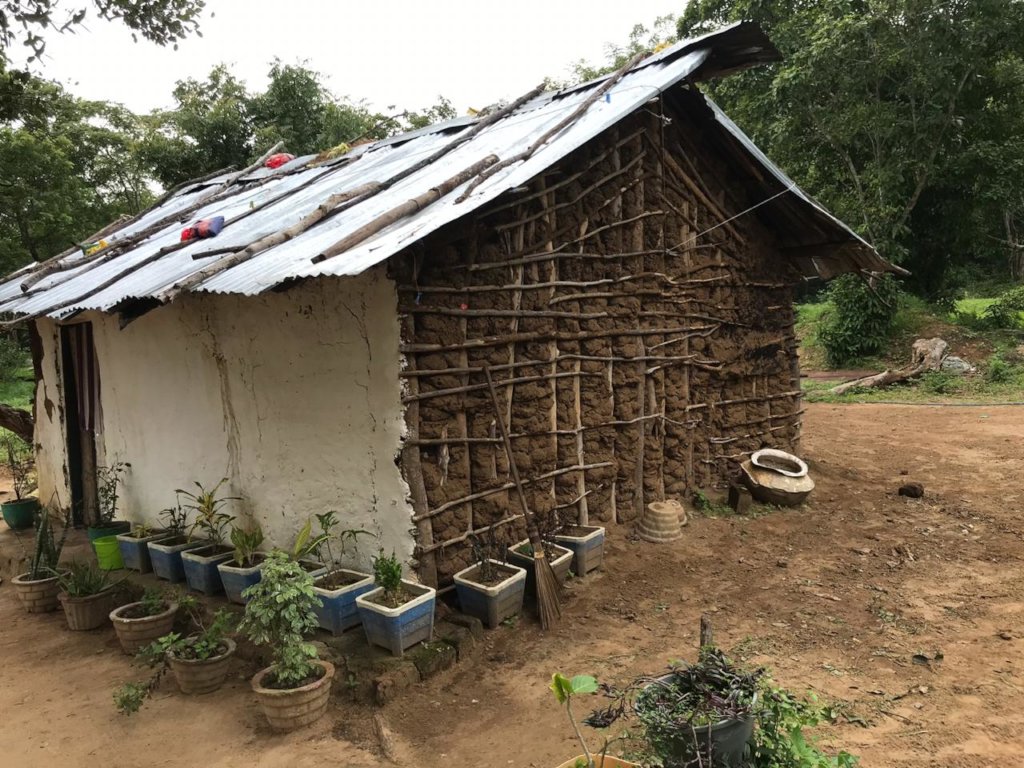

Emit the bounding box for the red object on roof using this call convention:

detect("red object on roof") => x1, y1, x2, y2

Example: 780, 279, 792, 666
265, 153, 296, 170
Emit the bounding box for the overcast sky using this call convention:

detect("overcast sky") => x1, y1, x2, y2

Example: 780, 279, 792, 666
19, 0, 686, 114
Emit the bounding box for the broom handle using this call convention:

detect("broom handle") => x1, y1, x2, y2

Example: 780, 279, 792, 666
482, 364, 542, 549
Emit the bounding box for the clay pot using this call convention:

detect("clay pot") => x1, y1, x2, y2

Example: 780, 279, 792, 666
59, 590, 117, 631
168, 638, 236, 695
11, 572, 63, 613
638, 500, 684, 543
251, 660, 334, 731
555, 757, 640, 768
741, 448, 814, 506
109, 601, 179, 654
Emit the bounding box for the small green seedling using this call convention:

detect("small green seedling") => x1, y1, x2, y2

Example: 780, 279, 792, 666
550, 673, 603, 768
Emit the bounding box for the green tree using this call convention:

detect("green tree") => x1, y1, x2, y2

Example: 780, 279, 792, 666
0, 71, 150, 273
676, 0, 1024, 292
0, 0, 205, 64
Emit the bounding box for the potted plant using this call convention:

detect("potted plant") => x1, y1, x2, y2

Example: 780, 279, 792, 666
88, 461, 132, 540
148, 494, 203, 582
286, 516, 330, 577
507, 539, 574, 592
117, 522, 173, 574
1, 435, 39, 530
453, 530, 526, 629
355, 549, 436, 657
310, 511, 375, 634
217, 520, 266, 604
609, 648, 763, 768
56, 561, 122, 631
240, 551, 334, 732
550, 673, 639, 768
113, 598, 237, 714
179, 479, 239, 594
110, 587, 179, 654
11, 506, 71, 613
551, 512, 606, 576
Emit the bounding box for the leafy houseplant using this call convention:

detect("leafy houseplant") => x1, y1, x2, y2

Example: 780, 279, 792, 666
631, 648, 763, 766
89, 461, 132, 538
179, 479, 240, 594
1, 434, 38, 530
109, 587, 180, 654
57, 561, 122, 630
310, 512, 376, 635
217, 521, 266, 604
147, 494, 204, 583
240, 551, 335, 731
453, 530, 526, 629
11, 506, 71, 613
114, 598, 236, 714
550, 673, 637, 768
286, 516, 331, 577
355, 549, 436, 656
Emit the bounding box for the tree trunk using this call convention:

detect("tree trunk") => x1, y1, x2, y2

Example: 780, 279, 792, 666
0, 404, 34, 444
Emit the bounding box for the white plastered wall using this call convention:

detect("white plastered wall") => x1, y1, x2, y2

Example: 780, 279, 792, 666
32, 266, 413, 573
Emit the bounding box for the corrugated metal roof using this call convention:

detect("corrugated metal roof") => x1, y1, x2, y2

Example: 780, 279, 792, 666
0, 22, 894, 321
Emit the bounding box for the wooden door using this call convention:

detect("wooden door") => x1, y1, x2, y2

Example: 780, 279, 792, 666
60, 323, 101, 526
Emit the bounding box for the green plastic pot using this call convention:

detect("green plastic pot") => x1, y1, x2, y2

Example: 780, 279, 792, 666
2, 497, 39, 530
93, 535, 125, 571
87, 521, 131, 541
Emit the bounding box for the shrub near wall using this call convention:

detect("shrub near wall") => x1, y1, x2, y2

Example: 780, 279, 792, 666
818, 275, 903, 367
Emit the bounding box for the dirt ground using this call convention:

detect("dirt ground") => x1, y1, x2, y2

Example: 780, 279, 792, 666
1, 402, 1022, 767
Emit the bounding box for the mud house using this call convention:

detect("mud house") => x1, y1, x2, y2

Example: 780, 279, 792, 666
0, 23, 895, 586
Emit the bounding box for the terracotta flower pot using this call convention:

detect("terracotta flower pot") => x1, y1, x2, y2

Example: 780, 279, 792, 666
11, 572, 63, 613
109, 601, 179, 655
555, 756, 640, 768
168, 638, 236, 695
59, 590, 117, 630
251, 659, 335, 732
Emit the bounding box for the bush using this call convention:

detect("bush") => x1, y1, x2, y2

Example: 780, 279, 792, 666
817, 275, 903, 367
0, 336, 28, 382
982, 286, 1024, 330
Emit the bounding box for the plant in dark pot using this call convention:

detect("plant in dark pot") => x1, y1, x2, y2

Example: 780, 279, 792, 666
586, 647, 762, 768
217, 520, 266, 604
453, 529, 526, 629
311, 511, 375, 635
113, 597, 237, 714
57, 561, 123, 631
240, 551, 334, 732
110, 586, 180, 654
11, 506, 71, 613
117, 521, 173, 574
1, 434, 39, 530
355, 549, 436, 656
148, 495, 203, 582
179, 479, 239, 594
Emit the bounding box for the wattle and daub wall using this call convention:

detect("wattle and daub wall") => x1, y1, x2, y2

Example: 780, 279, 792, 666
393, 91, 805, 584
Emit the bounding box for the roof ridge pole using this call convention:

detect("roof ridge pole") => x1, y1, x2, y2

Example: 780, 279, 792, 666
455, 50, 648, 205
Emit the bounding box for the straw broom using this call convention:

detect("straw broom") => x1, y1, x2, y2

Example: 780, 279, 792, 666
483, 364, 562, 629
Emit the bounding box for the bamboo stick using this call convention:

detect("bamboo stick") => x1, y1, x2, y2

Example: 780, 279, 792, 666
312, 155, 500, 264
400, 311, 438, 588
400, 324, 718, 354
411, 461, 615, 522
456, 51, 647, 203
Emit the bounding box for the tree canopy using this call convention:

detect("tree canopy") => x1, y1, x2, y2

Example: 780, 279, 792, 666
676, 0, 1024, 294
0, 57, 457, 274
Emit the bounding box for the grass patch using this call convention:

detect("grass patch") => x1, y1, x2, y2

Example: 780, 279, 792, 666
0, 365, 34, 410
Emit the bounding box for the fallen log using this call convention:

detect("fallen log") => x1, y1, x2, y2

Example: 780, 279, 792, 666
0, 404, 34, 444
831, 337, 948, 395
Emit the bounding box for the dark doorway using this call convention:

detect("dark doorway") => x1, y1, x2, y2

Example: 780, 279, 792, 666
60, 323, 101, 526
